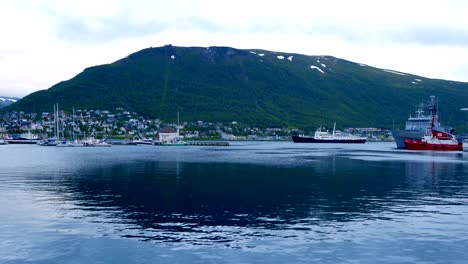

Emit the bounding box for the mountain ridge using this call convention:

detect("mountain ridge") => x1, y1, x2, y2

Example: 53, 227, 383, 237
4, 45, 468, 130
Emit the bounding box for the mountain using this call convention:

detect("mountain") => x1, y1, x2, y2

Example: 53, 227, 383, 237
0, 96, 20, 108
4, 45, 468, 130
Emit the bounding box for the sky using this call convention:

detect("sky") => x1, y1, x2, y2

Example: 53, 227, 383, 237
1, 0, 468, 97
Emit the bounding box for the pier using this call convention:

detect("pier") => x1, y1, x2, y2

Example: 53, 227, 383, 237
188, 141, 229, 146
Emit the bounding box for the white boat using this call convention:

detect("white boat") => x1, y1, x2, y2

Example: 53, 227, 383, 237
56, 139, 84, 147
81, 137, 112, 147
0, 139, 8, 145
94, 139, 112, 147
133, 135, 154, 145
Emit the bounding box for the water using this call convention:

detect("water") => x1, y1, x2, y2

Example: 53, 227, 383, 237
1, 142, 467, 263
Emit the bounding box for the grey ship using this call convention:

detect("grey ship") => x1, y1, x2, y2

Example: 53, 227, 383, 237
391, 96, 452, 148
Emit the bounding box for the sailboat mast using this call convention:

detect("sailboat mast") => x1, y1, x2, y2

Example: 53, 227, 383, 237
56, 103, 60, 140
53, 104, 56, 138
177, 111, 180, 137
72, 107, 75, 140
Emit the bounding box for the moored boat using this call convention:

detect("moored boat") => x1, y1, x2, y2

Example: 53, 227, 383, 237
391, 96, 453, 148
133, 135, 154, 145
57, 139, 84, 147
292, 123, 366, 143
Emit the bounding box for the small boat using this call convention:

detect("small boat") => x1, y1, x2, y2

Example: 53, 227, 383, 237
94, 139, 112, 147
81, 137, 112, 147
133, 135, 154, 145
0, 139, 8, 145
37, 138, 59, 146
56, 140, 84, 147
292, 123, 366, 143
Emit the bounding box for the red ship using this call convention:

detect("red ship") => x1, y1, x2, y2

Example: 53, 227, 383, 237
404, 101, 463, 151
405, 130, 463, 151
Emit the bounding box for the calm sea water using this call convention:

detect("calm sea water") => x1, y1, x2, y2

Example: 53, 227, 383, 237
1, 142, 467, 263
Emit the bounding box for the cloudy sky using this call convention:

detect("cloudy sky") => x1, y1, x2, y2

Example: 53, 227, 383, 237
1, 0, 468, 97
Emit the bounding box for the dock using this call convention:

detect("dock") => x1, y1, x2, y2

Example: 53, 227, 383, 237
5, 139, 41, 144
188, 141, 229, 146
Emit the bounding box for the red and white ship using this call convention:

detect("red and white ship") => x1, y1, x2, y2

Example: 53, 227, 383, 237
405, 130, 463, 151
404, 101, 463, 151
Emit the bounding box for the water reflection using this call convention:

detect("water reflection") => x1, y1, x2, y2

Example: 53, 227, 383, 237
1, 143, 468, 248
14, 159, 464, 244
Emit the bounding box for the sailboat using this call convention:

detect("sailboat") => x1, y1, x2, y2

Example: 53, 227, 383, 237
57, 108, 85, 147
37, 103, 60, 146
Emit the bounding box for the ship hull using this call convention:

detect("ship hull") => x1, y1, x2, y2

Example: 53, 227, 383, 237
291, 136, 366, 143
390, 130, 425, 149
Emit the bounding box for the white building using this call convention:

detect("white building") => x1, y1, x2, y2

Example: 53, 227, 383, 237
158, 126, 179, 143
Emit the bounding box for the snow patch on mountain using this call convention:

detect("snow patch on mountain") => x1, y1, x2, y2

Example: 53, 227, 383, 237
287, 56, 293, 61
277, 56, 285, 60
310, 65, 325, 73
383, 69, 406, 76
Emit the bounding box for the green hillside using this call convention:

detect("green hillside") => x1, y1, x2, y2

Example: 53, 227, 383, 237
5, 45, 468, 130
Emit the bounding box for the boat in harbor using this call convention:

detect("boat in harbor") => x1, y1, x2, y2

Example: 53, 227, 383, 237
405, 130, 463, 151
37, 138, 59, 146
404, 109, 463, 151
38, 103, 61, 146
81, 137, 112, 147
391, 96, 453, 149
5, 131, 41, 144
133, 135, 154, 145
56, 139, 84, 147
292, 123, 366, 143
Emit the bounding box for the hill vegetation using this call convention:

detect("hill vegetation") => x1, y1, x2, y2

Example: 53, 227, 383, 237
5, 45, 468, 131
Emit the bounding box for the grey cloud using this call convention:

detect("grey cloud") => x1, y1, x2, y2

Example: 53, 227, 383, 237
53, 12, 223, 43
304, 24, 468, 47
54, 12, 168, 42
393, 26, 468, 46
